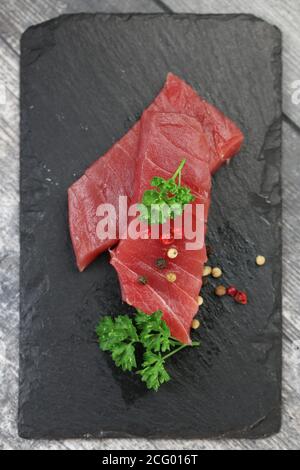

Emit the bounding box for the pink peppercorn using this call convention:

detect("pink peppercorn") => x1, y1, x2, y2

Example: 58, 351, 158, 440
234, 291, 248, 305
227, 286, 238, 297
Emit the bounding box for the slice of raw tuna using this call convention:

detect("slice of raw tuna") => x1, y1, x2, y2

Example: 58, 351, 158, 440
154, 73, 244, 173
111, 112, 212, 344
133, 112, 212, 222
68, 73, 243, 271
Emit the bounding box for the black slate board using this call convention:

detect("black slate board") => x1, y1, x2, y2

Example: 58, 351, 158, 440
19, 14, 282, 439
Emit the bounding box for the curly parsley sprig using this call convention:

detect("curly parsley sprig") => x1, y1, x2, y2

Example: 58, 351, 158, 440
95, 315, 139, 371
138, 159, 195, 225
96, 310, 200, 391
138, 351, 170, 391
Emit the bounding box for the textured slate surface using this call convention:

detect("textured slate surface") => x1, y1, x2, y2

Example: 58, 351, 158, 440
1, 0, 299, 452
165, 0, 300, 128
19, 13, 282, 439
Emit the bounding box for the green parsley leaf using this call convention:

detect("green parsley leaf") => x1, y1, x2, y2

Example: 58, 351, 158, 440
142, 190, 161, 206
96, 309, 200, 391
151, 177, 165, 188
111, 342, 137, 372
139, 159, 195, 225
138, 351, 171, 392
96, 315, 138, 371
135, 310, 172, 353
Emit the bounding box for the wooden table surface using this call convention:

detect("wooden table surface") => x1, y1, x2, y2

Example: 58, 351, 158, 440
0, 0, 299, 450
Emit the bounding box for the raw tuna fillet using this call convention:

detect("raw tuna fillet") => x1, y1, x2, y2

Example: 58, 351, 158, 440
111, 112, 212, 344
68, 73, 243, 271
133, 112, 212, 222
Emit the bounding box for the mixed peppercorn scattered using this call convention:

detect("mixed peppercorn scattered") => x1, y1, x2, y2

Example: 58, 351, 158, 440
201, 252, 266, 306
202, 264, 249, 305
137, 236, 266, 327
225, 286, 248, 304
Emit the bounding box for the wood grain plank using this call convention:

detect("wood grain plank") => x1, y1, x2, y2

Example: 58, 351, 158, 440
164, 0, 300, 128
152, 0, 173, 13
0, 0, 299, 450
0, 0, 163, 54
0, 112, 297, 450
0, 0, 163, 452
0, 44, 19, 151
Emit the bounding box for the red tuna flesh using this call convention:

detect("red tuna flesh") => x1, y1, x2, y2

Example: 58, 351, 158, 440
111, 112, 212, 344
133, 112, 212, 223
68, 73, 243, 271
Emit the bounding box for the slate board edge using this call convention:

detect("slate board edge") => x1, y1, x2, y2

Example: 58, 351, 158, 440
20, 12, 282, 43
19, 13, 283, 440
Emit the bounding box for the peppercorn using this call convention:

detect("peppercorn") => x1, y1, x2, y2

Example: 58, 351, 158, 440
227, 286, 238, 297
197, 296, 204, 306
192, 319, 201, 330
166, 272, 177, 283
138, 276, 148, 285
203, 266, 212, 277
155, 258, 167, 270
215, 285, 227, 297
234, 291, 248, 305
167, 248, 178, 259
256, 255, 266, 266
212, 267, 222, 278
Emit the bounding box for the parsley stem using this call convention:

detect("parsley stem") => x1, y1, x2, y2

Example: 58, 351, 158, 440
162, 341, 200, 361
171, 159, 186, 186
163, 344, 187, 360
